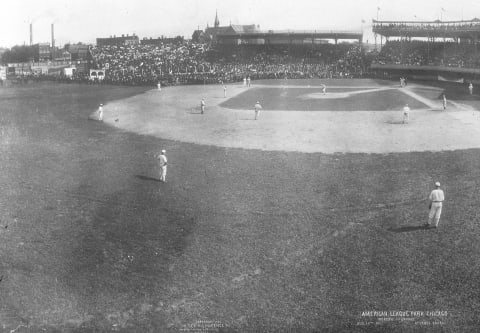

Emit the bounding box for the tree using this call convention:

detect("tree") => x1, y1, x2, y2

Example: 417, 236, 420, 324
1, 45, 35, 64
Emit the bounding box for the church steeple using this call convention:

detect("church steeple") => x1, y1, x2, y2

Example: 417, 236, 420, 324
214, 10, 220, 28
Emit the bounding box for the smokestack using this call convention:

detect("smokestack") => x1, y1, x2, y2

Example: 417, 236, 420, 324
51, 23, 55, 48
30, 23, 33, 46
51, 23, 55, 59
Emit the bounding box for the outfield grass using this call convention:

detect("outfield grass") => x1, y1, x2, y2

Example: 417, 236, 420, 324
0, 82, 479, 332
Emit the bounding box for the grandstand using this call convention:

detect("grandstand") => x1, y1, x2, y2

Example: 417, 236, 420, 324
372, 18, 480, 82
10, 14, 480, 87
88, 41, 365, 86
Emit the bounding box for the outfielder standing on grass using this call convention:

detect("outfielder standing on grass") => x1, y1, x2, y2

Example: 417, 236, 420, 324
157, 149, 168, 182
200, 98, 206, 114
403, 104, 410, 124
443, 94, 447, 110
254, 101, 262, 120
426, 182, 444, 228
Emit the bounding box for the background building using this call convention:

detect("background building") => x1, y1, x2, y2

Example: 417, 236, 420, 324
96, 34, 139, 47
32, 43, 51, 62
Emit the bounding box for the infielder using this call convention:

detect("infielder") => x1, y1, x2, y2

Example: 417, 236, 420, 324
426, 182, 444, 228
403, 104, 410, 124
98, 103, 104, 121
322, 84, 326, 95
200, 98, 206, 114
443, 94, 447, 110
254, 101, 262, 120
157, 82, 161, 91
157, 149, 168, 182
247, 76, 251, 87
469, 83, 473, 95
223, 85, 227, 98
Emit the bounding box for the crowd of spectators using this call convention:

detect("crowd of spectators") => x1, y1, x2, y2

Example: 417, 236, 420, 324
87, 41, 366, 86
374, 40, 480, 68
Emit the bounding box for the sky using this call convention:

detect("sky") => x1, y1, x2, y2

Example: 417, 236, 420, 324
1, 0, 480, 48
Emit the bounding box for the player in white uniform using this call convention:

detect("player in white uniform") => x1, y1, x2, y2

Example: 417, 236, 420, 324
322, 84, 326, 94
157, 82, 161, 91
157, 150, 168, 182
403, 104, 410, 124
223, 85, 227, 98
469, 83, 473, 95
426, 182, 445, 228
98, 104, 104, 121
247, 76, 251, 87
200, 99, 206, 114
254, 101, 262, 120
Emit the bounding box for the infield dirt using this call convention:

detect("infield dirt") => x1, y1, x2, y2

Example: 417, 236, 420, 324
104, 79, 480, 153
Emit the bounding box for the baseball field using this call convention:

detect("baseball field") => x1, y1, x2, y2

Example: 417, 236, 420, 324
1, 79, 480, 332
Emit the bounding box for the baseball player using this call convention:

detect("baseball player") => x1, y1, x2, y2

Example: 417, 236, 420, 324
443, 94, 447, 110
426, 181, 445, 228
322, 84, 326, 95
157, 82, 161, 91
469, 83, 473, 95
403, 104, 410, 124
200, 98, 206, 114
243, 77, 247, 86
157, 149, 168, 182
223, 85, 227, 98
98, 104, 104, 121
254, 101, 262, 120
247, 76, 251, 87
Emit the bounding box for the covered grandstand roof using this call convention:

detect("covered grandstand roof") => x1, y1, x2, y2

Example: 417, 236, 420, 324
372, 18, 480, 38
217, 29, 363, 41
373, 18, 480, 24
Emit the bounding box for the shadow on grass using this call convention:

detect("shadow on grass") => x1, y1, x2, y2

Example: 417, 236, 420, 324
385, 120, 407, 125
388, 225, 429, 233
135, 174, 160, 182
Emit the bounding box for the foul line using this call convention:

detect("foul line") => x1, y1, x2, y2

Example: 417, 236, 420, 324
397, 87, 439, 109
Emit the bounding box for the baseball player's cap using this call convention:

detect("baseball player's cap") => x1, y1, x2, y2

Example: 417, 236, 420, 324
100, 103, 103, 106
161, 149, 166, 153
435, 181, 441, 187
256, 101, 260, 103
